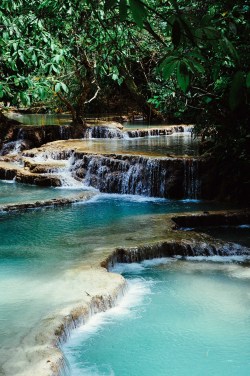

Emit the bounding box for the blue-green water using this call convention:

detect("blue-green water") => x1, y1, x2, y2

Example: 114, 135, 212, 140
0, 193, 234, 352
192, 226, 250, 248
64, 259, 250, 376
0, 180, 84, 205
0, 181, 248, 375
80, 133, 199, 156
6, 112, 72, 126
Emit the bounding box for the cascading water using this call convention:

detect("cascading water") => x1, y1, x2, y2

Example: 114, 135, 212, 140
0, 128, 25, 156
84, 125, 194, 139
2, 125, 200, 197
183, 159, 201, 199
70, 153, 200, 199
85, 126, 123, 139
21, 145, 202, 198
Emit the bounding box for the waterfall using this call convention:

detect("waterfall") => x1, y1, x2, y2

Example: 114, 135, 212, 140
20, 148, 201, 198
183, 159, 201, 199
85, 126, 123, 139
0, 127, 25, 156
57, 125, 73, 140
69, 153, 200, 199
125, 128, 174, 138
83, 125, 194, 139
103, 240, 250, 268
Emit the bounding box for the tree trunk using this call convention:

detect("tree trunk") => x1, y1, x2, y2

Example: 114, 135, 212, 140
121, 69, 164, 122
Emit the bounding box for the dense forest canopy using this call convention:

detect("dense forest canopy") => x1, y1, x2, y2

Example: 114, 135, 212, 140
0, 0, 249, 175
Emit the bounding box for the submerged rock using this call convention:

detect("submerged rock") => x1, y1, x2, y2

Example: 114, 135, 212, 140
0, 191, 96, 213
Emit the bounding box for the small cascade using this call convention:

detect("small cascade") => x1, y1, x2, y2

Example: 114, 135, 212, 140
125, 128, 174, 138
124, 125, 193, 139
0, 141, 20, 156
104, 240, 250, 267
57, 171, 83, 188
19, 146, 202, 198
0, 128, 26, 156
58, 154, 83, 188
183, 125, 193, 133
23, 151, 83, 188
70, 154, 189, 198
85, 126, 123, 139
23, 148, 73, 161
59, 125, 69, 140
183, 159, 201, 199
83, 125, 192, 139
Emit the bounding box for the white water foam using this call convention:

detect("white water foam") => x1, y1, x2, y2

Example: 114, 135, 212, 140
181, 199, 201, 203
185, 255, 250, 263
63, 277, 153, 375
56, 172, 84, 189
111, 258, 176, 274
0, 179, 15, 184
82, 192, 169, 204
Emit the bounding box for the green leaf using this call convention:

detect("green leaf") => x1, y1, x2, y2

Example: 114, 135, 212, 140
51, 64, 59, 73
18, 51, 25, 63
172, 19, 181, 49
129, 0, 147, 28
222, 37, 239, 61
119, 0, 128, 21
112, 73, 119, 80
246, 72, 250, 88
0, 84, 3, 99
55, 82, 61, 93
61, 82, 68, 93
188, 51, 206, 62
203, 26, 219, 40
160, 56, 178, 66
177, 61, 190, 93
229, 71, 245, 110
203, 96, 213, 104
20, 92, 30, 106
187, 58, 205, 74
161, 59, 178, 80
38, 87, 46, 100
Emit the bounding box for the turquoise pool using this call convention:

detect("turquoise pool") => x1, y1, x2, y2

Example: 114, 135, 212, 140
64, 258, 250, 376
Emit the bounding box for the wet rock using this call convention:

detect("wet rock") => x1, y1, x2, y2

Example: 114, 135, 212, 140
15, 170, 62, 187
102, 236, 250, 268
172, 209, 250, 228
0, 192, 96, 213
70, 153, 199, 199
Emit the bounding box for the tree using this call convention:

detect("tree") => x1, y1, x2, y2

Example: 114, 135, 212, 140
0, 0, 67, 107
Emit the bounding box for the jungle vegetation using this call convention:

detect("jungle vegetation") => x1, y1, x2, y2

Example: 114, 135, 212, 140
0, 0, 249, 197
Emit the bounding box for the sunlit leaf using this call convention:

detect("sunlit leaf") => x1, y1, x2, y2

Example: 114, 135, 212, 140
61, 82, 68, 93
55, 82, 61, 92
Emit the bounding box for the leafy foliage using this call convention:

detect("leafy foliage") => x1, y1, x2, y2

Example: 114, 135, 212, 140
0, 0, 249, 178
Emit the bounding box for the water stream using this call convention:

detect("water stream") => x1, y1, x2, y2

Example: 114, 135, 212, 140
64, 259, 250, 376
0, 123, 249, 376
0, 192, 240, 374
